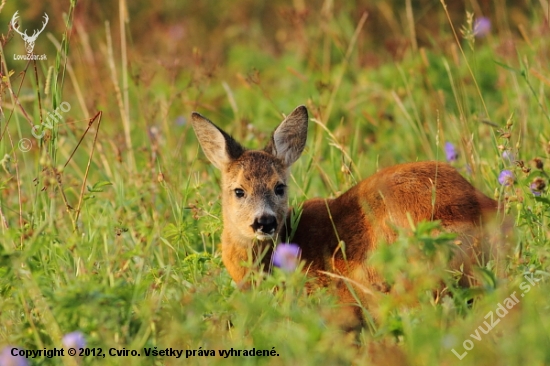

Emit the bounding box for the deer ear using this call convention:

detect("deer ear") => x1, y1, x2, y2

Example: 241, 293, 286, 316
191, 112, 244, 170
265, 105, 308, 166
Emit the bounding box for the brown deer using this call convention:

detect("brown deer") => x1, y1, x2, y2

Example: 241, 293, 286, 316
191, 105, 502, 329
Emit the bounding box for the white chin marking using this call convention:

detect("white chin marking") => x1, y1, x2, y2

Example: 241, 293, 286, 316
255, 232, 274, 241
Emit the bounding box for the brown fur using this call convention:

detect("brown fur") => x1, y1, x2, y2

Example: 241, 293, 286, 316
191, 105, 501, 329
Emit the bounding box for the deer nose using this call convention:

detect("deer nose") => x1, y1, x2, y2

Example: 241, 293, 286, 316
252, 214, 277, 234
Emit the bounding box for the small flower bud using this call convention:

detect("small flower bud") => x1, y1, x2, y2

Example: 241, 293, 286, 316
533, 157, 544, 170
530, 177, 546, 196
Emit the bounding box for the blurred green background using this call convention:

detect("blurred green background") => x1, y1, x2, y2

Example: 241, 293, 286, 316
1, 0, 549, 365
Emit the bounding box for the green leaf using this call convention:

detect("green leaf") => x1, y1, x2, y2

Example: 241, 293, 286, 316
88, 181, 113, 192
534, 196, 550, 205
494, 60, 519, 73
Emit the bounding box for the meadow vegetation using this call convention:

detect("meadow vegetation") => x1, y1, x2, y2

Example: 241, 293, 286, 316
1, 0, 549, 365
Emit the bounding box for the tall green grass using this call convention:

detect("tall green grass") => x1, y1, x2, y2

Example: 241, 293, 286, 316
1, 1, 549, 365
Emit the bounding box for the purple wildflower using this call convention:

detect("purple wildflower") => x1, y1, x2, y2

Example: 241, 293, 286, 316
445, 142, 459, 162
273, 243, 301, 272
473, 17, 491, 38
498, 170, 515, 186
0, 347, 28, 366
62, 331, 86, 349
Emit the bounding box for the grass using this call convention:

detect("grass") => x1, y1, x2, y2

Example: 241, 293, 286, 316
1, 0, 550, 365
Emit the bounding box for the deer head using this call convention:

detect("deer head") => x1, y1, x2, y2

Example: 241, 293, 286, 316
191, 106, 309, 246
11, 11, 49, 54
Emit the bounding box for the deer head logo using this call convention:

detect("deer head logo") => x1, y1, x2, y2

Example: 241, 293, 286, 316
11, 11, 49, 54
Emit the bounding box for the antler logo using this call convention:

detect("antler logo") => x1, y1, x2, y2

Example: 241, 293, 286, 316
11, 11, 49, 54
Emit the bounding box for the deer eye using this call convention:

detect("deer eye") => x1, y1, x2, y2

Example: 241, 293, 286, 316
234, 188, 245, 198
274, 184, 286, 196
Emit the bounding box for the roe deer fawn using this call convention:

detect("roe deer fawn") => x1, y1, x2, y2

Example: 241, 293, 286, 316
191, 105, 501, 329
